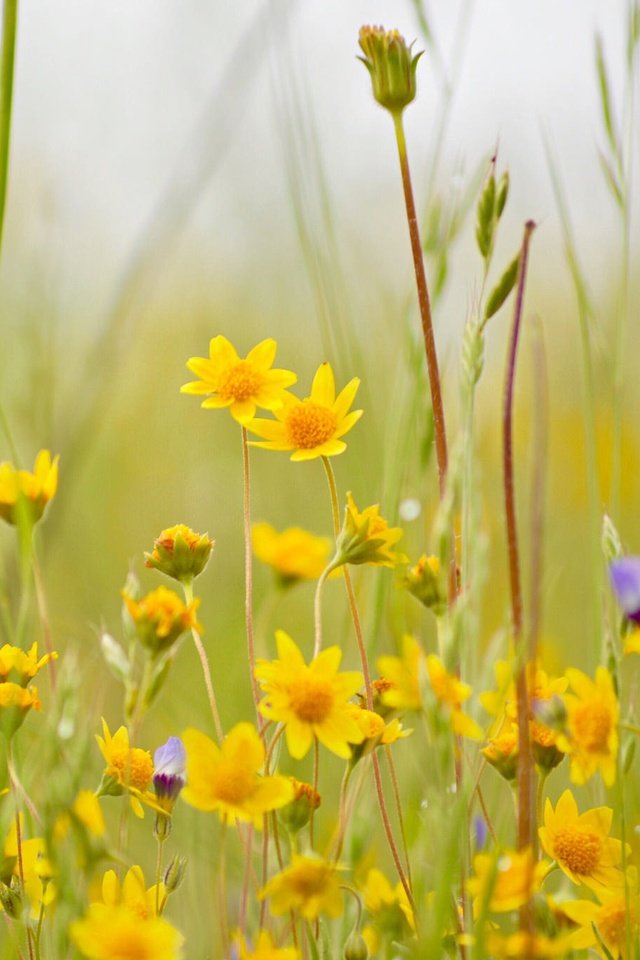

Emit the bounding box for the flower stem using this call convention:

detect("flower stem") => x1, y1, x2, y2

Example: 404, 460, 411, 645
0, 0, 18, 258
310, 737, 320, 850
8, 745, 35, 960
242, 427, 263, 730
30, 544, 57, 690
313, 565, 332, 658
385, 744, 413, 889
182, 579, 223, 743
155, 835, 165, 916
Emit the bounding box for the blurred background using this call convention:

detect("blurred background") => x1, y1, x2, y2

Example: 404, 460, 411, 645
1, 0, 638, 777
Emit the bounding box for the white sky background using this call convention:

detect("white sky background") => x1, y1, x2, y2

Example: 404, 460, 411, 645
4, 1, 632, 337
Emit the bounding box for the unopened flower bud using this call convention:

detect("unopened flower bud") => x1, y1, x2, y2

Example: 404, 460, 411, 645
344, 928, 369, 960
164, 855, 188, 894
0, 878, 22, 918
358, 25, 422, 115
122, 586, 201, 657
404, 554, 446, 615
279, 779, 321, 834
145, 525, 214, 583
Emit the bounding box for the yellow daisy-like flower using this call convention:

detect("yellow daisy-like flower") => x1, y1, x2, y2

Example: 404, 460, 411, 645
96, 719, 154, 816
181, 335, 297, 425
361, 867, 415, 931
235, 930, 300, 960
247, 361, 363, 461
0, 642, 58, 685
0, 682, 41, 738
467, 848, 549, 914
426, 654, 482, 739
335, 493, 408, 568
144, 524, 214, 583
376, 635, 425, 713
252, 522, 331, 583
122, 585, 201, 655
69, 903, 184, 960
182, 722, 294, 827
482, 723, 519, 781
259, 854, 343, 920
563, 884, 640, 958
255, 630, 364, 760
99, 865, 163, 919
556, 666, 619, 787
0, 449, 59, 525
485, 930, 574, 959
538, 789, 625, 890
72, 790, 106, 838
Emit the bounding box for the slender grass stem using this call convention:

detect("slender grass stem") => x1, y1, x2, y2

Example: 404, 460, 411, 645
182, 579, 223, 743
218, 818, 229, 957
384, 744, 413, 889
310, 737, 320, 851
30, 545, 57, 690
155, 835, 165, 916
0, 0, 18, 259
7, 746, 35, 960
242, 427, 263, 731
313, 564, 332, 658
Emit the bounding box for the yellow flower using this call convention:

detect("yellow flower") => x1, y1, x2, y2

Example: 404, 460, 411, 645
482, 723, 519, 781
259, 854, 343, 920
72, 790, 106, 837
122, 586, 201, 656
334, 493, 408, 567
485, 930, 574, 959
358, 26, 422, 114
181, 335, 297, 425
69, 903, 184, 960
556, 666, 619, 787
0, 682, 41, 738
95, 719, 154, 817
361, 867, 415, 931
100, 865, 163, 918
562, 873, 640, 958
247, 361, 362, 461
426, 655, 482, 739
252, 522, 331, 583
0, 642, 57, 684
467, 848, 549, 914
144, 524, 214, 583
278, 779, 322, 834
0, 834, 56, 918
182, 722, 294, 827
235, 930, 300, 960
255, 630, 364, 760
376, 634, 425, 713
403, 554, 446, 614
0, 449, 59, 525
538, 789, 626, 890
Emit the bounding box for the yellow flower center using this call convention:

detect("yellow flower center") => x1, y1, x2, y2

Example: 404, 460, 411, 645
289, 675, 334, 723
109, 747, 153, 792
531, 721, 556, 748
571, 701, 612, 751
285, 403, 337, 450
217, 361, 264, 402
598, 902, 635, 951
552, 825, 601, 875
213, 764, 254, 805
290, 864, 331, 898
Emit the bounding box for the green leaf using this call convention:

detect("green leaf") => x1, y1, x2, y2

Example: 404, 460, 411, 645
100, 632, 130, 683
484, 254, 520, 321
496, 170, 509, 218
475, 173, 496, 259
595, 35, 622, 168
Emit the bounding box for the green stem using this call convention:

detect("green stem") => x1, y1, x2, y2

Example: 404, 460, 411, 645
0, 0, 18, 258
312, 564, 332, 658
8, 745, 35, 960
242, 427, 263, 730
182, 579, 223, 743
154, 835, 165, 916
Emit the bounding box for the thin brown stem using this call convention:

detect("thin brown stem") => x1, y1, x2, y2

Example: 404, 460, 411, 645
183, 580, 223, 743
384, 745, 413, 889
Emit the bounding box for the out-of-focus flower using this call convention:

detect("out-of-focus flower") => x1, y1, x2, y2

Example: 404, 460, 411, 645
538, 789, 626, 891
72, 790, 106, 838
426, 655, 482, 739
0, 642, 57, 685
181, 336, 296, 425
485, 930, 574, 959
122, 586, 200, 656
482, 724, 519, 781
252, 522, 331, 584
0, 682, 41, 738
0, 834, 56, 919
334, 493, 407, 568
153, 737, 186, 815
0, 450, 59, 526
278, 778, 321, 835
376, 635, 425, 713
467, 848, 549, 914
182, 723, 293, 827
358, 26, 422, 114
556, 667, 619, 787
255, 630, 364, 760
99, 866, 163, 919
69, 902, 184, 960
361, 867, 415, 932
144, 525, 214, 583
95, 719, 154, 817
403, 554, 446, 615
562, 880, 640, 958
247, 362, 362, 461
609, 556, 640, 623
259, 854, 343, 920
235, 930, 300, 960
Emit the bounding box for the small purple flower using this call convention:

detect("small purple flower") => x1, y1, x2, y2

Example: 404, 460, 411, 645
153, 736, 186, 805
610, 557, 640, 624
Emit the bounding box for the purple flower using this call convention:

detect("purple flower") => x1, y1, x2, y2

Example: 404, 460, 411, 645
610, 557, 640, 623
153, 736, 186, 805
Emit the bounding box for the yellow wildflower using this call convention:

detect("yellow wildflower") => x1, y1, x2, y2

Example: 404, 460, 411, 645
563, 885, 640, 958
377, 635, 425, 713
0, 642, 57, 684
255, 630, 364, 760
0, 682, 41, 738
279, 779, 321, 834
122, 585, 200, 656
426, 655, 482, 739
556, 666, 619, 787
252, 522, 331, 583
538, 789, 626, 890
72, 790, 106, 837
181, 335, 296, 425
69, 903, 184, 960
259, 854, 343, 920
144, 524, 214, 583
485, 930, 574, 959
0, 834, 56, 919
182, 722, 293, 827
247, 361, 362, 461
235, 930, 300, 960
467, 848, 549, 914
403, 554, 446, 614
0, 449, 59, 525
482, 723, 519, 781
334, 493, 408, 567
358, 26, 422, 114
100, 865, 163, 919
95, 719, 154, 817
361, 867, 415, 931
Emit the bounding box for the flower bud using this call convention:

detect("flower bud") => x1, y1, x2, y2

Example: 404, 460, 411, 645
334, 493, 407, 568
279, 779, 321, 834
164, 855, 188, 894
344, 928, 369, 960
482, 727, 518, 782
122, 586, 201, 657
403, 554, 446, 615
153, 736, 186, 815
358, 26, 422, 115
0, 878, 22, 918
144, 525, 214, 584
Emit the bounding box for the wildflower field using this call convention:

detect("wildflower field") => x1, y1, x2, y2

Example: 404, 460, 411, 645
2, 2, 640, 958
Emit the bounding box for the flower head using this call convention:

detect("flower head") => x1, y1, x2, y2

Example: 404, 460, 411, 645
153, 737, 186, 814
122, 586, 200, 656
0, 683, 41, 739
563, 882, 640, 958
556, 666, 619, 787
247, 362, 362, 461
376, 635, 425, 713
426, 654, 482, 739
182, 723, 293, 827
358, 26, 422, 114
0, 642, 57, 685
144, 525, 214, 583
467, 848, 549, 914
235, 930, 300, 960
69, 903, 184, 960
538, 789, 626, 890
278, 778, 321, 834
259, 854, 343, 920
482, 724, 519, 781
100, 865, 163, 919
0, 450, 59, 526
181, 335, 296, 425
252, 522, 331, 584
95, 719, 154, 817
609, 556, 640, 623
334, 493, 408, 568
403, 554, 446, 614
255, 630, 364, 760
